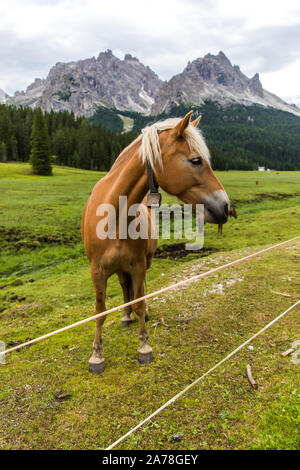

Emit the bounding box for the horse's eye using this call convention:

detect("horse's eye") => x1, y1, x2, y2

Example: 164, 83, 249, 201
190, 157, 203, 166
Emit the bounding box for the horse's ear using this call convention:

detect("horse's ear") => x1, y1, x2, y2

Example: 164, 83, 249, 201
174, 111, 193, 136
191, 114, 202, 127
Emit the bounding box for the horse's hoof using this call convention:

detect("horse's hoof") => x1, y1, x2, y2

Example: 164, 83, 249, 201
121, 319, 132, 328
138, 351, 153, 364
89, 359, 105, 374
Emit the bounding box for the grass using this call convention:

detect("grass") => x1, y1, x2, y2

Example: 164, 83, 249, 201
118, 114, 134, 132
0, 162, 299, 450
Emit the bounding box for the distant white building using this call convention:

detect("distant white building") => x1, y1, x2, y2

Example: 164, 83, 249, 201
258, 166, 265, 171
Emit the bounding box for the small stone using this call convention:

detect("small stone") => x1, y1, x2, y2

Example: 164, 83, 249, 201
12, 279, 24, 286
54, 391, 72, 401
172, 433, 183, 442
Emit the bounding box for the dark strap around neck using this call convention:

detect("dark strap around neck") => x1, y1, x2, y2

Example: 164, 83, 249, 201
146, 160, 161, 207
146, 160, 159, 194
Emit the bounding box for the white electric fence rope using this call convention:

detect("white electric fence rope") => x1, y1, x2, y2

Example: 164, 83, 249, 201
0, 235, 299, 359
106, 299, 300, 450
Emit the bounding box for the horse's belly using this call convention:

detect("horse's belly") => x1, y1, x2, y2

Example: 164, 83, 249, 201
86, 237, 149, 273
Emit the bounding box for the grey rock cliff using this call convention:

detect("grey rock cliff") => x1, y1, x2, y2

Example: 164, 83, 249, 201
3, 50, 300, 118
151, 51, 300, 116
11, 50, 162, 117
0, 88, 11, 104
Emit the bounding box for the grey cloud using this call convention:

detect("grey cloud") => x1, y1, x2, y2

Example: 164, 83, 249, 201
1, 12, 183, 93
0, 0, 300, 96
228, 23, 300, 75
0, 30, 66, 93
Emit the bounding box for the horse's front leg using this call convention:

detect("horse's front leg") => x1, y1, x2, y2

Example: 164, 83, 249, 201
89, 265, 107, 374
131, 262, 153, 364
118, 271, 133, 328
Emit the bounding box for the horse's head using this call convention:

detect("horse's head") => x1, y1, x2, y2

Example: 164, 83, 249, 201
229, 207, 238, 219
142, 111, 229, 224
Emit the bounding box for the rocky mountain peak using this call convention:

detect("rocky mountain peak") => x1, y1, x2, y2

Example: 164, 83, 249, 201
205, 50, 230, 64
11, 50, 163, 116
3, 50, 300, 118
0, 88, 10, 104
249, 73, 263, 95
183, 51, 260, 89
124, 53, 140, 62
97, 49, 115, 61
151, 51, 293, 115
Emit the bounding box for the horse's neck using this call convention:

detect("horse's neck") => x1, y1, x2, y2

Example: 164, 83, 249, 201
106, 140, 148, 207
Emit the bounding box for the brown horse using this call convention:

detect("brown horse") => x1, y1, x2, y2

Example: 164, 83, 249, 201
218, 207, 238, 235
82, 111, 229, 373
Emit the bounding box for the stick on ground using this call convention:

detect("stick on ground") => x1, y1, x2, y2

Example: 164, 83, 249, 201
281, 348, 295, 357
246, 364, 257, 389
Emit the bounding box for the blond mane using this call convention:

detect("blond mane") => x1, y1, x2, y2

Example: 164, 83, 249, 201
139, 117, 211, 169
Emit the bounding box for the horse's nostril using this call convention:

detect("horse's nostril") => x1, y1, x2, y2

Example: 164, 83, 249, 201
224, 203, 229, 218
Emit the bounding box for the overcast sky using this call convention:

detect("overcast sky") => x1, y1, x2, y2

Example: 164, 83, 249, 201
1, 0, 300, 104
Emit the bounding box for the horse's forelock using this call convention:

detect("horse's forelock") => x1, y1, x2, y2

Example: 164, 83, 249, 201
140, 118, 211, 169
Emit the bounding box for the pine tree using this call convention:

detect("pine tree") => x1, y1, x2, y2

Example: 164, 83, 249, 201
30, 108, 52, 175
0, 141, 7, 162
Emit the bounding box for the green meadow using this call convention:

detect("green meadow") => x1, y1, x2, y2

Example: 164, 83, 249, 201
0, 162, 299, 450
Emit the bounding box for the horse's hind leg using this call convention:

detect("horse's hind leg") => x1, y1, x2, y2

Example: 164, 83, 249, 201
131, 263, 153, 364
89, 264, 107, 374
118, 272, 133, 328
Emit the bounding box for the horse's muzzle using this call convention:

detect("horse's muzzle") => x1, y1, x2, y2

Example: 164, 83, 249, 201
204, 190, 230, 224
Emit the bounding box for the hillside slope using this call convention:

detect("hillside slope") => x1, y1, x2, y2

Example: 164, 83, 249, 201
89, 101, 300, 170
